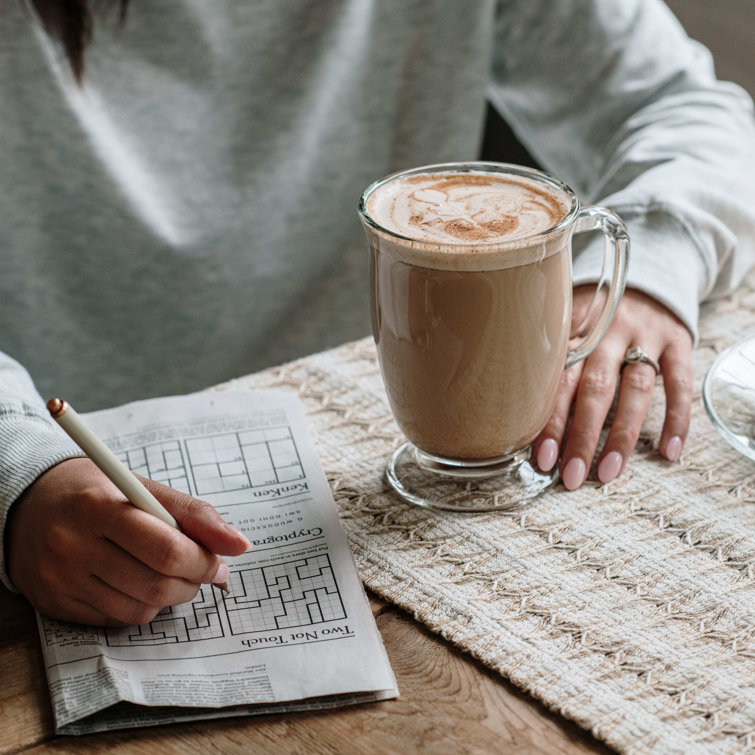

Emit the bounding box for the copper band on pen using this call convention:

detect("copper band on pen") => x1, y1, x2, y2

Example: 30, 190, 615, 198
47, 398, 69, 419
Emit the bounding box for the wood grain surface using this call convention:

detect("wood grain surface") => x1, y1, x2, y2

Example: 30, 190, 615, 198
0, 584, 610, 754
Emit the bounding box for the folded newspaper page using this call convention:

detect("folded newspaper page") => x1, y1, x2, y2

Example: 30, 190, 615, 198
36, 390, 397, 734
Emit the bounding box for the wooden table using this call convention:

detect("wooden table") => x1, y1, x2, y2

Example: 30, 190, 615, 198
1, 581, 610, 753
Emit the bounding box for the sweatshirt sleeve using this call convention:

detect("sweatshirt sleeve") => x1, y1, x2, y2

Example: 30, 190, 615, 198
0, 353, 84, 591
488, 0, 755, 341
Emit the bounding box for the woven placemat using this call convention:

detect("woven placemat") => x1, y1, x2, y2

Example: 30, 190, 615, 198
226, 271, 755, 755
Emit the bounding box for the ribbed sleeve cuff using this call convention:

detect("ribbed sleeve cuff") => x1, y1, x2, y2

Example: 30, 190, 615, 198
0, 405, 84, 591
572, 206, 709, 344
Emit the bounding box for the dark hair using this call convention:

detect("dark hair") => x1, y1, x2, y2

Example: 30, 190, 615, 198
28, 0, 128, 81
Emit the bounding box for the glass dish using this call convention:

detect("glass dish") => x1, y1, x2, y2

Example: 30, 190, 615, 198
702, 333, 755, 461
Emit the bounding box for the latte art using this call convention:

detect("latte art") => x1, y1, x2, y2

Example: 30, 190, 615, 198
367, 172, 569, 245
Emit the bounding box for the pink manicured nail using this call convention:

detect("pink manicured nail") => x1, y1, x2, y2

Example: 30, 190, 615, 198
225, 523, 252, 549
212, 562, 230, 585
665, 436, 683, 462
562, 458, 586, 490
537, 438, 559, 471
597, 451, 623, 484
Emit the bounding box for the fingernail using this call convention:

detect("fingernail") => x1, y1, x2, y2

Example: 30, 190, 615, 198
665, 436, 683, 462
597, 451, 623, 484
225, 523, 251, 549
537, 438, 559, 471
212, 562, 230, 585
562, 458, 586, 490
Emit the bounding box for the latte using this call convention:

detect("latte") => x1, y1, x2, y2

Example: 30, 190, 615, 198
365, 168, 574, 459
360, 162, 628, 510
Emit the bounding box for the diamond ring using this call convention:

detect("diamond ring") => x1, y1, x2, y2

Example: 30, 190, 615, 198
623, 346, 661, 375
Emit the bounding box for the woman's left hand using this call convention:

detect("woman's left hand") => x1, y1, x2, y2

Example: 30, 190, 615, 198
533, 286, 694, 489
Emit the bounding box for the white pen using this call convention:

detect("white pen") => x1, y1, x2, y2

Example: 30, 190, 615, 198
46, 398, 229, 591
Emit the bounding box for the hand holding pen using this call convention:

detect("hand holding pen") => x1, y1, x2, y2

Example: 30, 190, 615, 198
5, 400, 250, 627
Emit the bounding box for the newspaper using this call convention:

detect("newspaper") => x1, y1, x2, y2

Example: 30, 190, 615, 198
36, 390, 398, 735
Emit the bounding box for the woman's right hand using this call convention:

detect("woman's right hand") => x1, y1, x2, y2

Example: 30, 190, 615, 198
6, 458, 249, 625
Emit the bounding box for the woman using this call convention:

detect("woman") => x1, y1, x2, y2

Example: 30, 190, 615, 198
2, 0, 753, 624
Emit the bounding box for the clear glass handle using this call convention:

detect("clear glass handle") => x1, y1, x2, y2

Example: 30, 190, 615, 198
565, 206, 630, 368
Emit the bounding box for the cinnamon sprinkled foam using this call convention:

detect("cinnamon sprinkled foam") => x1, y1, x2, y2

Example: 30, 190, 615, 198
366, 172, 570, 245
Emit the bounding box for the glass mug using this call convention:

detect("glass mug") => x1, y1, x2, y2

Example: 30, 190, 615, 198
359, 162, 628, 511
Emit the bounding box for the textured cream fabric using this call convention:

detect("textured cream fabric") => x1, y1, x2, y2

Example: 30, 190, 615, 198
227, 269, 755, 754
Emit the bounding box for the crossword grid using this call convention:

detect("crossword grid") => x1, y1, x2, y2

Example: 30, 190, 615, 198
118, 440, 190, 493
115, 427, 305, 497
224, 555, 346, 635
185, 428, 305, 495
42, 557, 344, 647
104, 585, 223, 646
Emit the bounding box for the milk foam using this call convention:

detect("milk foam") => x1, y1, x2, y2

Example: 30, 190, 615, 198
366, 172, 570, 245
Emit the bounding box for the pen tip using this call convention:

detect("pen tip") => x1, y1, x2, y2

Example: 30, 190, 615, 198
213, 581, 229, 592
47, 398, 68, 419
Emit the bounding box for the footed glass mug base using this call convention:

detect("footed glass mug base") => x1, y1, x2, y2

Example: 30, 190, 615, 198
385, 442, 559, 512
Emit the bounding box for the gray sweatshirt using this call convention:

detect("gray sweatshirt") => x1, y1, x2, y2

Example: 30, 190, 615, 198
1, 0, 754, 588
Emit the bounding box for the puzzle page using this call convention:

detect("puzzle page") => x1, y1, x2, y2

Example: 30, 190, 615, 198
36, 390, 397, 734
